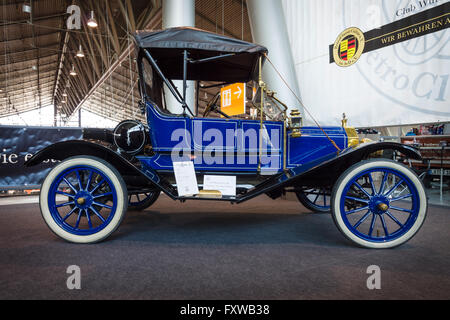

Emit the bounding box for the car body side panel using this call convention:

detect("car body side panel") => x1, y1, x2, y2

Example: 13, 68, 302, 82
144, 103, 285, 172
144, 102, 348, 173
287, 127, 348, 168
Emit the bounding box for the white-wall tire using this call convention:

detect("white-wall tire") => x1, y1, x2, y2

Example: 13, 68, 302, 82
39, 156, 128, 243
331, 159, 427, 249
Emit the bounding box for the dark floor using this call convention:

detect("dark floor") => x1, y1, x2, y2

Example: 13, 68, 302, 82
0, 194, 449, 300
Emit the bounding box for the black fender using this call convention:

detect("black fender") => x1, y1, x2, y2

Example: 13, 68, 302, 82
339, 141, 421, 161
247, 142, 422, 202
292, 141, 422, 188
25, 140, 176, 197
26, 140, 135, 173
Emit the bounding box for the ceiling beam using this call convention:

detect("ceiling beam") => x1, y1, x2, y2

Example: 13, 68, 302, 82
0, 83, 55, 97
105, 0, 121, 55
66, 6, 162, 123
0, 44, 59, 61
0, 64, 58, 82
0, 29, 58, 43
0, 73, 55, 89
52, 0, 73, 108
126, 0, 137, 32
88, 0, 109, 70
0, 12, 68, 27
195, 11, 240, 39
81, 20, 101, 78
0, 54, 58, 71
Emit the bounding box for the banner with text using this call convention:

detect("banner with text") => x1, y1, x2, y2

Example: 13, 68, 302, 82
0, 126, 82, 189
281, 0, 450, 127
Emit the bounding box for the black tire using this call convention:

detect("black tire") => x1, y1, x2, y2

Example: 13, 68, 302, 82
423, 175, 432, 189
128, 191, 160, 211
295, 187, 331, 213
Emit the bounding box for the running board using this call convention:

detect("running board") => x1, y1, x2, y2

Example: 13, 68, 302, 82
178, 195, 237, 202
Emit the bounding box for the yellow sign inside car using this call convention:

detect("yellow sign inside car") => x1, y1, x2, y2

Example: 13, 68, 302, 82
220, 83, 246, 116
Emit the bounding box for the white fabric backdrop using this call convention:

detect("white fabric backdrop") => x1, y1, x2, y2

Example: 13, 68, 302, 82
281, 0, 450, 127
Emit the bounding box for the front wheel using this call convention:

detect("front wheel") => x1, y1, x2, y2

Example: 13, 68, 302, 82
331, 159, 427, 249
40, 156, 128, 243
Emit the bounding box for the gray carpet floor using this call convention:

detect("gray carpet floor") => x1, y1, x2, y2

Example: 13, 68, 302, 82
0, 194, 449, 300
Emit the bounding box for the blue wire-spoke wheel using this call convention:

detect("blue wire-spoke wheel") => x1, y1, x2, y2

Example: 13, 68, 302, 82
331, 160, 427, 249
40, 156, 128, 243
295, 187, 331, 213
128, 191, 160, 211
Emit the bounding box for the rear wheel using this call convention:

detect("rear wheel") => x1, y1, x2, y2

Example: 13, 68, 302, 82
128, 191, 159, 211
331, 159, 427, 249
295, 187, 331, 212
40, 156, 127, 243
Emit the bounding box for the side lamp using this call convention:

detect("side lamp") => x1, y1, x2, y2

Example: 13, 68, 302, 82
289, 109, 302, 138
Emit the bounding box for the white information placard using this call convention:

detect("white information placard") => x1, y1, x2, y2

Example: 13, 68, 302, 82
203, 175, 236, 196
173, 161, 199, 197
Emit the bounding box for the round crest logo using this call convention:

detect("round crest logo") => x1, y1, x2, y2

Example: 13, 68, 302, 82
333, 27, 366, 67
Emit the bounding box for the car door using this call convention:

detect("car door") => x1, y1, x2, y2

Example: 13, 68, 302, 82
190, 117, 283, 173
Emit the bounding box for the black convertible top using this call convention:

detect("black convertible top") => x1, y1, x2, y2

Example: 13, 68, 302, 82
134, 27, 268, 82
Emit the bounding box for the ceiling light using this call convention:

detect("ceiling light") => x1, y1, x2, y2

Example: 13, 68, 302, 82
76, 44, 84, 58
22, 3, 32, 13
31, 65, 37, 71
87, 11, 98, 28
62, 92, 67, 97
69, 65, 77, 76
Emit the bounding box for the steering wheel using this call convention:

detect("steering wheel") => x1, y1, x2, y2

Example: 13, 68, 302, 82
203, 92, 231, 118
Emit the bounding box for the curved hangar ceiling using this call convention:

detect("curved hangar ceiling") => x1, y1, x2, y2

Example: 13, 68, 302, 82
0, 0, 252, 124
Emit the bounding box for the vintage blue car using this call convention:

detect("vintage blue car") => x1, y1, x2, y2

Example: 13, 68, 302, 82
26, 27, 427, 248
